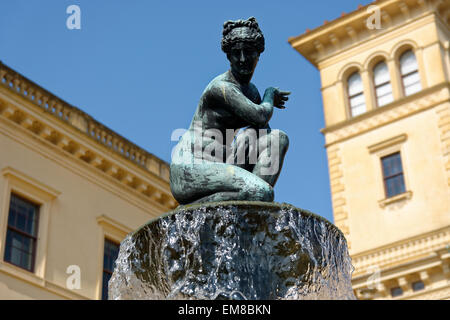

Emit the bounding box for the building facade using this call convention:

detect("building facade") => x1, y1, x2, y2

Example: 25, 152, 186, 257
289, 0, 450, 299
0, 62, 177, 299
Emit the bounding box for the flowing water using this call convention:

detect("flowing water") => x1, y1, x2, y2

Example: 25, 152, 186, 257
109, 202, 356, 300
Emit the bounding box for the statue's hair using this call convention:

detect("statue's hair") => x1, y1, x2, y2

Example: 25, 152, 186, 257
221, 17, 265, 54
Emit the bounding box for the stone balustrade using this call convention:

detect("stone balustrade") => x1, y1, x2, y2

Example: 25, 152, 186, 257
0, 61, 176, 210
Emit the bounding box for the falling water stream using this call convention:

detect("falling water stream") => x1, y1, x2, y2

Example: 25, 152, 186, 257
109, 201, 356, 300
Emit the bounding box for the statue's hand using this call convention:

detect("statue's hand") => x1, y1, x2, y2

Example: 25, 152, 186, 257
273, 88, 290, 109
264, 87, 290, 109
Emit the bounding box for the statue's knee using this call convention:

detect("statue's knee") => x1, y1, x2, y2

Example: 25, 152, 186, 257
263, 184, 275, 202
253, 183, 274, 202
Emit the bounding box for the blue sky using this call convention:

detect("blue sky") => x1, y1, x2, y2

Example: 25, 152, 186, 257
0, 0, 372, 223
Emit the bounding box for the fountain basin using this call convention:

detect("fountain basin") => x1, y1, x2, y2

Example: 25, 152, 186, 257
109, 201, 355, 300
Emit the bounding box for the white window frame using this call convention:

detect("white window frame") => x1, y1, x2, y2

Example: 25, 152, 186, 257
95, 214, 131, 300
347, 72, 367, 117
399, 50, 422, 97
367, 134, 412, 208
0, 167, 60, 284
373, 61, 394, 107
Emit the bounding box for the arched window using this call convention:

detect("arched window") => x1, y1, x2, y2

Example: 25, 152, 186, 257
373, 61, 393, 107
399, 50, 421, 96
347, 72, 366, 117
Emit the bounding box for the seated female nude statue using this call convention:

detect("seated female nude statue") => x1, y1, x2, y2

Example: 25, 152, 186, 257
170, 17, 290, 204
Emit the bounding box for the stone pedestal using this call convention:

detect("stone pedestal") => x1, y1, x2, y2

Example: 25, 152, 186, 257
109, 201, 355, 300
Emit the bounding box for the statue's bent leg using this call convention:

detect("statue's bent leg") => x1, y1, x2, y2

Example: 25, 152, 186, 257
170, 162, 274, 205
253, 129, 289, 187
233, 128, 289, 187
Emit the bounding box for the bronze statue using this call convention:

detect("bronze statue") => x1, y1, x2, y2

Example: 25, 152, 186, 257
110, 19, 355, 302
170, 17, 290, 204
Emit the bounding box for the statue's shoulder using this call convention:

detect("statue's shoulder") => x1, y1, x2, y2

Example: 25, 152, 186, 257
202, 72, 234, 96
208, 72, 232, 87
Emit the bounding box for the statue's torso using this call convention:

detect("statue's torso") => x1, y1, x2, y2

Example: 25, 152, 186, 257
194, 70, 261, 132
173, 71, 261, 163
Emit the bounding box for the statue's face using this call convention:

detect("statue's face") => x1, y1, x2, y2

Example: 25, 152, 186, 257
227, 41, 260, 79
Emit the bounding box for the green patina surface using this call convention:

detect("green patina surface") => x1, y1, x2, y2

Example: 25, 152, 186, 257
169, 17, 291, 205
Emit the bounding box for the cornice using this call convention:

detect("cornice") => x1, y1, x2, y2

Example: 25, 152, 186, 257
96, 215, 133, 238
352, 246, 450, 299
351, 225, 450, 277
322, 82, 450, 147
288, 0, 389, 51
0, 62, 171, 185
289, 0, 449, 68
0, 115, 173, 216
367, 133, 408, 153
401, 284, 450, 300
0, 62, 178, 211
1, 166, 61, 200
353, 257, 450, 299
317, 13, 439, 73
315, 11, 439, 70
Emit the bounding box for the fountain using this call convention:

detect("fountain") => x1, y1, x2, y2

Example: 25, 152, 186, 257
108, 17, 355, 300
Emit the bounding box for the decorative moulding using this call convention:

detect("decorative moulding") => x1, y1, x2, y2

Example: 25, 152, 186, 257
378, 190, 413, 208
368, 134, 408, 154
96, 214, 132, 241
1, 166, 61, 200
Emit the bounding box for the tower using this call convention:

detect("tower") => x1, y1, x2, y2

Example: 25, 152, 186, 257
289, 0, 450, 299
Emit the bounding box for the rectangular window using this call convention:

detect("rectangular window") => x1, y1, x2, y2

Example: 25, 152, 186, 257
102, 239, 120, 300
412, 280, 425, 292
390, 286, 403, 297
373, 61, 394, 107
402, 71, 421, 96
400, 50, 422, 97
349, 93, 366, 117
348, 72, 366, 117
3, 194, 40, 272
375, 82, 394, 107
381, 152, 406, 198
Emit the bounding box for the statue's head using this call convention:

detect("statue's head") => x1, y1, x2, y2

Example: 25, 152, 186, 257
221, 17, 265, 81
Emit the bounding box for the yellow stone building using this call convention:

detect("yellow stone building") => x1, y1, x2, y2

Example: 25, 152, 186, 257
290, 0, 450, 299
0, 62, 177, 299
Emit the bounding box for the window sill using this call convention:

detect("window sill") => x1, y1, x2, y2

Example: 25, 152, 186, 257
0, 260, 45, 287
0, 260, 88, 299
378, 191, 412, 208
